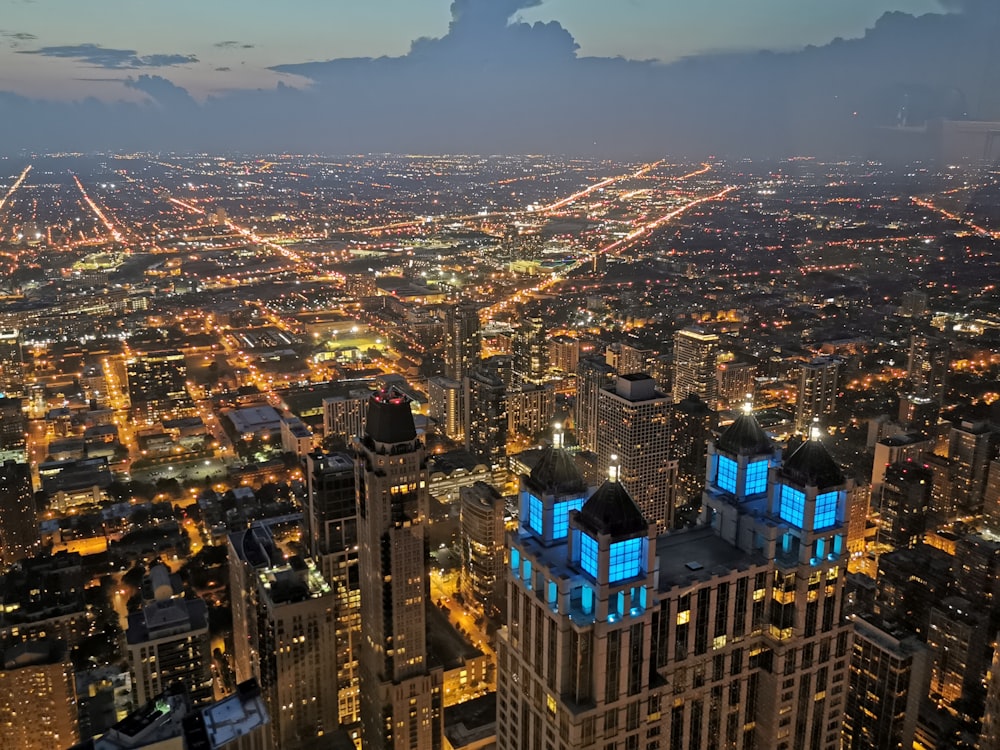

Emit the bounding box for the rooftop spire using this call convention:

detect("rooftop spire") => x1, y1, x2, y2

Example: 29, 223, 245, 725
552, 422, 564, 449
608, 454, 620, 483
742, 393, 754, 415
810, 417, 822, 442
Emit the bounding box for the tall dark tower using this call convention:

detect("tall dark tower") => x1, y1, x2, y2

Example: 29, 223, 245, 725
0, 461, 37, 566
0, 330, 24, 398
464, 365, 508, 472
444, 303, 480, 381
907, 332, 950, 402
514, 311, 547, 383
354, 390, 443, 750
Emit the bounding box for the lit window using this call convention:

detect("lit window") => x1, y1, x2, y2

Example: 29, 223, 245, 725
580, 533, 599, 578
717, 456, 737, 493
814, 491, 839, 530
609, 537, 644, 583
526, 494, 543, 534
677, 610, 690, 625
510, 548, 520, 576
745, 460, 768, 496
778, 485, 805, 528
552, 497, 584, 539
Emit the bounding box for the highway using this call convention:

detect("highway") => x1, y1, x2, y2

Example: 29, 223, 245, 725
0, 164, 31, 214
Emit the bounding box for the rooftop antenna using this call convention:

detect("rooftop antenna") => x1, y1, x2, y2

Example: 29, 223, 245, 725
608, 454, 620, 483
552, 422, 564, 449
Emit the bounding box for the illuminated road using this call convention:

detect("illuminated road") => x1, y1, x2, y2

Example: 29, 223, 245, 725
534, 160, 666, 214
0, 164, 31, 214
72, 174, 126, 244
480, 183, 737, 320
911, 195, 1000, 239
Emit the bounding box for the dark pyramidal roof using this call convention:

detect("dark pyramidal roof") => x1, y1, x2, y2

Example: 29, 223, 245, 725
577, 479, 648, 538
782, 438, 845, 489
365, 389, 416, 443
527, 445, 587, 496
716, 412, 773, 456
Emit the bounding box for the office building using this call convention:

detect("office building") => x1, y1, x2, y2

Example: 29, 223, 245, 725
354, 391, 443, 750
303, 451, 361, 727
514, 311, 547, 383
229, 523, 339, 750
985, 459, 1000, 534
672, 326, 719, 406
127, 350, 191, 423
947, 419, 998, 515
427, 376, 464, 441
879, 461, 931, 550
618, 343, 656, 377
506, 382, 555, 439
444, 303, 481, 382
498, 409, 852, 750
908, 333, 950, 402
927, 597, 987, 710
0, 329, 24, 397
795, 357, 840, 432
898, 393, 939, 436
670, 394, 717, 505
459, 481, 506, 618
464, 366, 507, 471
125, 565, 212, 708
900, 289, 930, 318
597, 374, 675, 531
547, 335, 581, 375
843, 616, 929, 750
0, 460, 37, 566
0, 396, 26, 462
716, 361, 757, 410
322, 389, 370, 447
575, 356, 615, 453
0, 639, 78, 750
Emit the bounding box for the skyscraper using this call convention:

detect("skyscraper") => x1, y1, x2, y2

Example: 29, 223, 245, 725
597, 374, 676, 531
458, 480, 506, 618
947, 419, 998, 515
795, 357, 840, 432
444, 302, 481, 382
878, 460, 931, 550
0, 639, 78, 750
908, 332, 950, 402
0, 460, 37, 566
354, 390, 443, 750
228, 522, 339, 749
304, 451, 361, 727
574, 356, 615, 453
672, 326, 719, 406
427, 376, 464, 441
0, 329, 24, 398
464, 365, 507, 471
514, 311, 546, 383
670, 393, 718, 505
0, 396, 26, 462
125, 564, 212, 708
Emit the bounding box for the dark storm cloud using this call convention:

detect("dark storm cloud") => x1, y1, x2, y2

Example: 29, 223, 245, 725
0, 0, 997, 159
18, 43, 197, 68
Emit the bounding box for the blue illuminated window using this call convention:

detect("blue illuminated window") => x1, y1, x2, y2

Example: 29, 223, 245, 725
527, 494, 543, 535
510, 548, 520, 576
552, 498, 585, 540
717, 456, 738, 493
609, 538, 644, 583
814, 491, 839, 530
745, 460, 768, 496
548, 580, 558, 608
778, 485, 806, 529
580, 533, 599, 579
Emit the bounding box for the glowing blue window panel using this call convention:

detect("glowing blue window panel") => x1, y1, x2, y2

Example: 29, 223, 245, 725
548, 580, 558, 608
745, 460, 768, 496
778, 485, 806, 529
582, 585, 594, 614
609, 537, 644, 583
616, 591, 625, 619
527, 494, 543, 535
523, 560, 532, 589
814, 491, 839, 530
815, 538, 826, 559
580, 533, 599, 579
552, 497, 585, 540
510, 548, 520, 576
717, 456, 738, 494
833, 534, 844, 555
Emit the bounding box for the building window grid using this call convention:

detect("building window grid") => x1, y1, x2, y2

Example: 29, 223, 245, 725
779, 485, 806, 529
527, 494, 543, 535
745, 460, 768, 496
814, 492, 839, 530
580, 533, 600, 579
552, 498, 584, 540
609, 538, 644, 583
717, 456, 738, 494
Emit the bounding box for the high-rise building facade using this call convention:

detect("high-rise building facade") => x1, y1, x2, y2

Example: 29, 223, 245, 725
947, 419, 998, 515
125, 565, 212, 708
459, 480, 506, 618
670, 394, 717, 505
427, 376, 465, 441
303, 451, 361, 727
0, 396, 26, 462
0, 460, 37, 566
597, 374, 676, 531
844, 615, 929, 750
229, 522, 339, 750
908, 332, 950, 402
498, 411, 853, 750
575, 356, 615, 453
322, 389, 371, 447
444, 302, 481, 382
126, 350, 191, 424
672, 326, 720, 406
514, 311, 547, 383
0, 639, 78, 750
507, 382, 555, 439
354, 391, 443, 750
464, 366, 507, 471
879, 460, 931, 550
0, 329, 24, 397
795, 357, 840, 432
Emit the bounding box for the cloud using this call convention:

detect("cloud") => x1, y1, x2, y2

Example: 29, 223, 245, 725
0, 2, 996, 160
18, 43, 197, 68
214, 40, 255, 50
215, 66, 232, 72
0, 30, 37, 48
